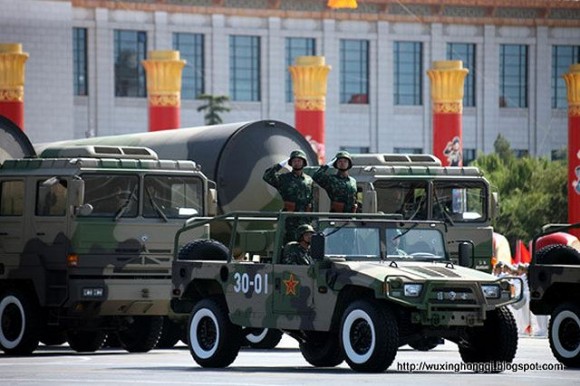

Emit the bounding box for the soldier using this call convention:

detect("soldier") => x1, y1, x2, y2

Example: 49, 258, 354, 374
263, 150, 313, 242
313, 151, 358, 213
281, 224, 315, 265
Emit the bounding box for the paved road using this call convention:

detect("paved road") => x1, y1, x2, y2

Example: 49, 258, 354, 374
1, 336, 577, 385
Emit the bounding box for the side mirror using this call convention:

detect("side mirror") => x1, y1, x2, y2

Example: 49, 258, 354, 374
207, 187, 217, 216
490, 192, 499, 220
458, 242, 473, 268
69, 178, 85, 207
362, 183, 377, 213
311, 233, 325, 261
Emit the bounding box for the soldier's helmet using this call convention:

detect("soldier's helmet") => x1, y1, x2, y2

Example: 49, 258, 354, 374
333, 150, 353, 169
288, 149, 308, 167
297, 224, 315, 238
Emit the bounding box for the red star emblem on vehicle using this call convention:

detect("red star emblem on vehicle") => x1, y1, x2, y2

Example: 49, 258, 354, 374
283, 273, 300, 296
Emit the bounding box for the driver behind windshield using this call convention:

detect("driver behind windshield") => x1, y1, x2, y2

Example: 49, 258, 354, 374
387, 229, 406, 256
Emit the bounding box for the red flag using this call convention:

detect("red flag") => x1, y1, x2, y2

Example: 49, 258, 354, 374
520, 240, 531, 264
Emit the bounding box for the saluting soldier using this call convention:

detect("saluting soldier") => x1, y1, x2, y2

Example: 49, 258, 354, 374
263, 149, 313, 242
313, 151, 358, 213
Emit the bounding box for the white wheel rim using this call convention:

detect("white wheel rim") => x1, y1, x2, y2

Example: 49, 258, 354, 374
0, 295, 25, 349
551, 310, 580, 358
189, 307, 219, 359
246, 329, 268, 344
342, 309, 376, 364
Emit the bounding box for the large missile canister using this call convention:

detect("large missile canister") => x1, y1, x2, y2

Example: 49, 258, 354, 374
42, 120, 318, 214
0, 116, 35, 163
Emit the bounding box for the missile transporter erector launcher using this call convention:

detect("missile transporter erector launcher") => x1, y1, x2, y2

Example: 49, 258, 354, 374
0, 143, 216, 355
171, 211, 521, 373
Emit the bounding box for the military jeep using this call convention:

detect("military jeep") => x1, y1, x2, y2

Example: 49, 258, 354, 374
171, 212, 520, 373
529, 223, 580, 368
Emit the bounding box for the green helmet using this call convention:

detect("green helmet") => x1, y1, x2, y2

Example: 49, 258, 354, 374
288, 150, 308, 166
297, 224, 315, 238
333, 151, 353, 169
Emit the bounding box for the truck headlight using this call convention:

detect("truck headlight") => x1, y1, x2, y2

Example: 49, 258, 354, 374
403, 283, 423, 297
481, 284, 500, 299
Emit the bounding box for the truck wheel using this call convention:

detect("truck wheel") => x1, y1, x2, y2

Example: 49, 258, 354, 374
549, 303, 580, 368
535, 245, 580, 265
340, 300, 398, 373
40, 327, 67, 346
118, 316, 163, 353
178, 239, 230, 261
299, 332, 344, 367
408, 337, 442, 351
188, 298, 241, 368
156, 317, 182, 349
459, 306, 517, 372
66, 330, 107, 352
242, 328, 283, 349
0, 290, 40, 355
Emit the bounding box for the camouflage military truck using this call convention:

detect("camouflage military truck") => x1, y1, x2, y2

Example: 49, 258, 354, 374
306, 153, 497, 273
171, 211, 520, 373
0, 145, 216, 355
528, 223, 580, 368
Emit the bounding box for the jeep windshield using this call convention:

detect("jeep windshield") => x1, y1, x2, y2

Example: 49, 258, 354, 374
321, 223, 447, 262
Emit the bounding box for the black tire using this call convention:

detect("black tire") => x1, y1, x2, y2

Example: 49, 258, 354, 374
299, 332, 344, 367
549, 303, 580, 368
188, 298, 241, 368
535, 244, 580, 265
40, 327, 67, 346
0, 290, 40, 355
242, 328, 283, 349
340, 300, 398, 373
178, 239, 230, 261
408, 337, 441, 352
459, 307, 518, 372
117, 316, 164, 353
66, 330, 107, 353
156, 317, 183, 349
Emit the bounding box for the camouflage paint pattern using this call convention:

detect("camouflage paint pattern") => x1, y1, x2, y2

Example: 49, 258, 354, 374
172, 212, 518, 335
0, 147, 211, 322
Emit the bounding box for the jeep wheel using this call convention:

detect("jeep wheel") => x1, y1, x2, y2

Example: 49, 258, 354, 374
459, 306, 517, 372
243, 328, 283, 349
549, 303, 580, 368
66, 330, 107, 352
340, 300, 398, 372
535, 244, 580, 265
300, 332, 344, 367
188, 298, 241, 367
118, 316, 164, 353
156, 317, 183, 349
178, 239, 230, 261
0, 290, 40, 355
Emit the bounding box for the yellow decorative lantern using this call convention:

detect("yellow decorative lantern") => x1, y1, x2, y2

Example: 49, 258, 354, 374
328, 0, 358, 9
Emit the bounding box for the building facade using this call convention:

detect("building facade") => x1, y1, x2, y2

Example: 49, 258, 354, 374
1, 0, 579, 161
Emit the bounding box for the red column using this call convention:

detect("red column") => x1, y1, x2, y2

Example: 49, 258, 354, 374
0, 44, 28, 130
289, 56, 331, 163
427, 61, 469, 166
563, 63, 580, 235
142, 51, 185, 132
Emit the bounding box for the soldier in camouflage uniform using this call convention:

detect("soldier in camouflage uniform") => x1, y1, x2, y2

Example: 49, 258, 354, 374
263, 150, 313, 242
313, 151, 358, 213
281, 224, 315, 265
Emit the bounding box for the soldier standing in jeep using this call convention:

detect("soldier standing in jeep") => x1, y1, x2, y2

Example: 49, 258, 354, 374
313, 151, 358, 213
263, 150, 313, 242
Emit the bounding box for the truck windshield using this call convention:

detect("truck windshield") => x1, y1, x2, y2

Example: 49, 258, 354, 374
82, 174, 139, 218
143, 175, 203, 219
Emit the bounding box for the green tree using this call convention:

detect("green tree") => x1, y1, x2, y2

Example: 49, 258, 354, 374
473, 135, 567, 243
196, 94, 230, 125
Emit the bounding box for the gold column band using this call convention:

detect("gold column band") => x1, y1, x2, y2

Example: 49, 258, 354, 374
142, 50, 186, 107
0, 43, 28, 102
427, 60, 469, 114
289, 56, 331, 110
563, 63, 580, 117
